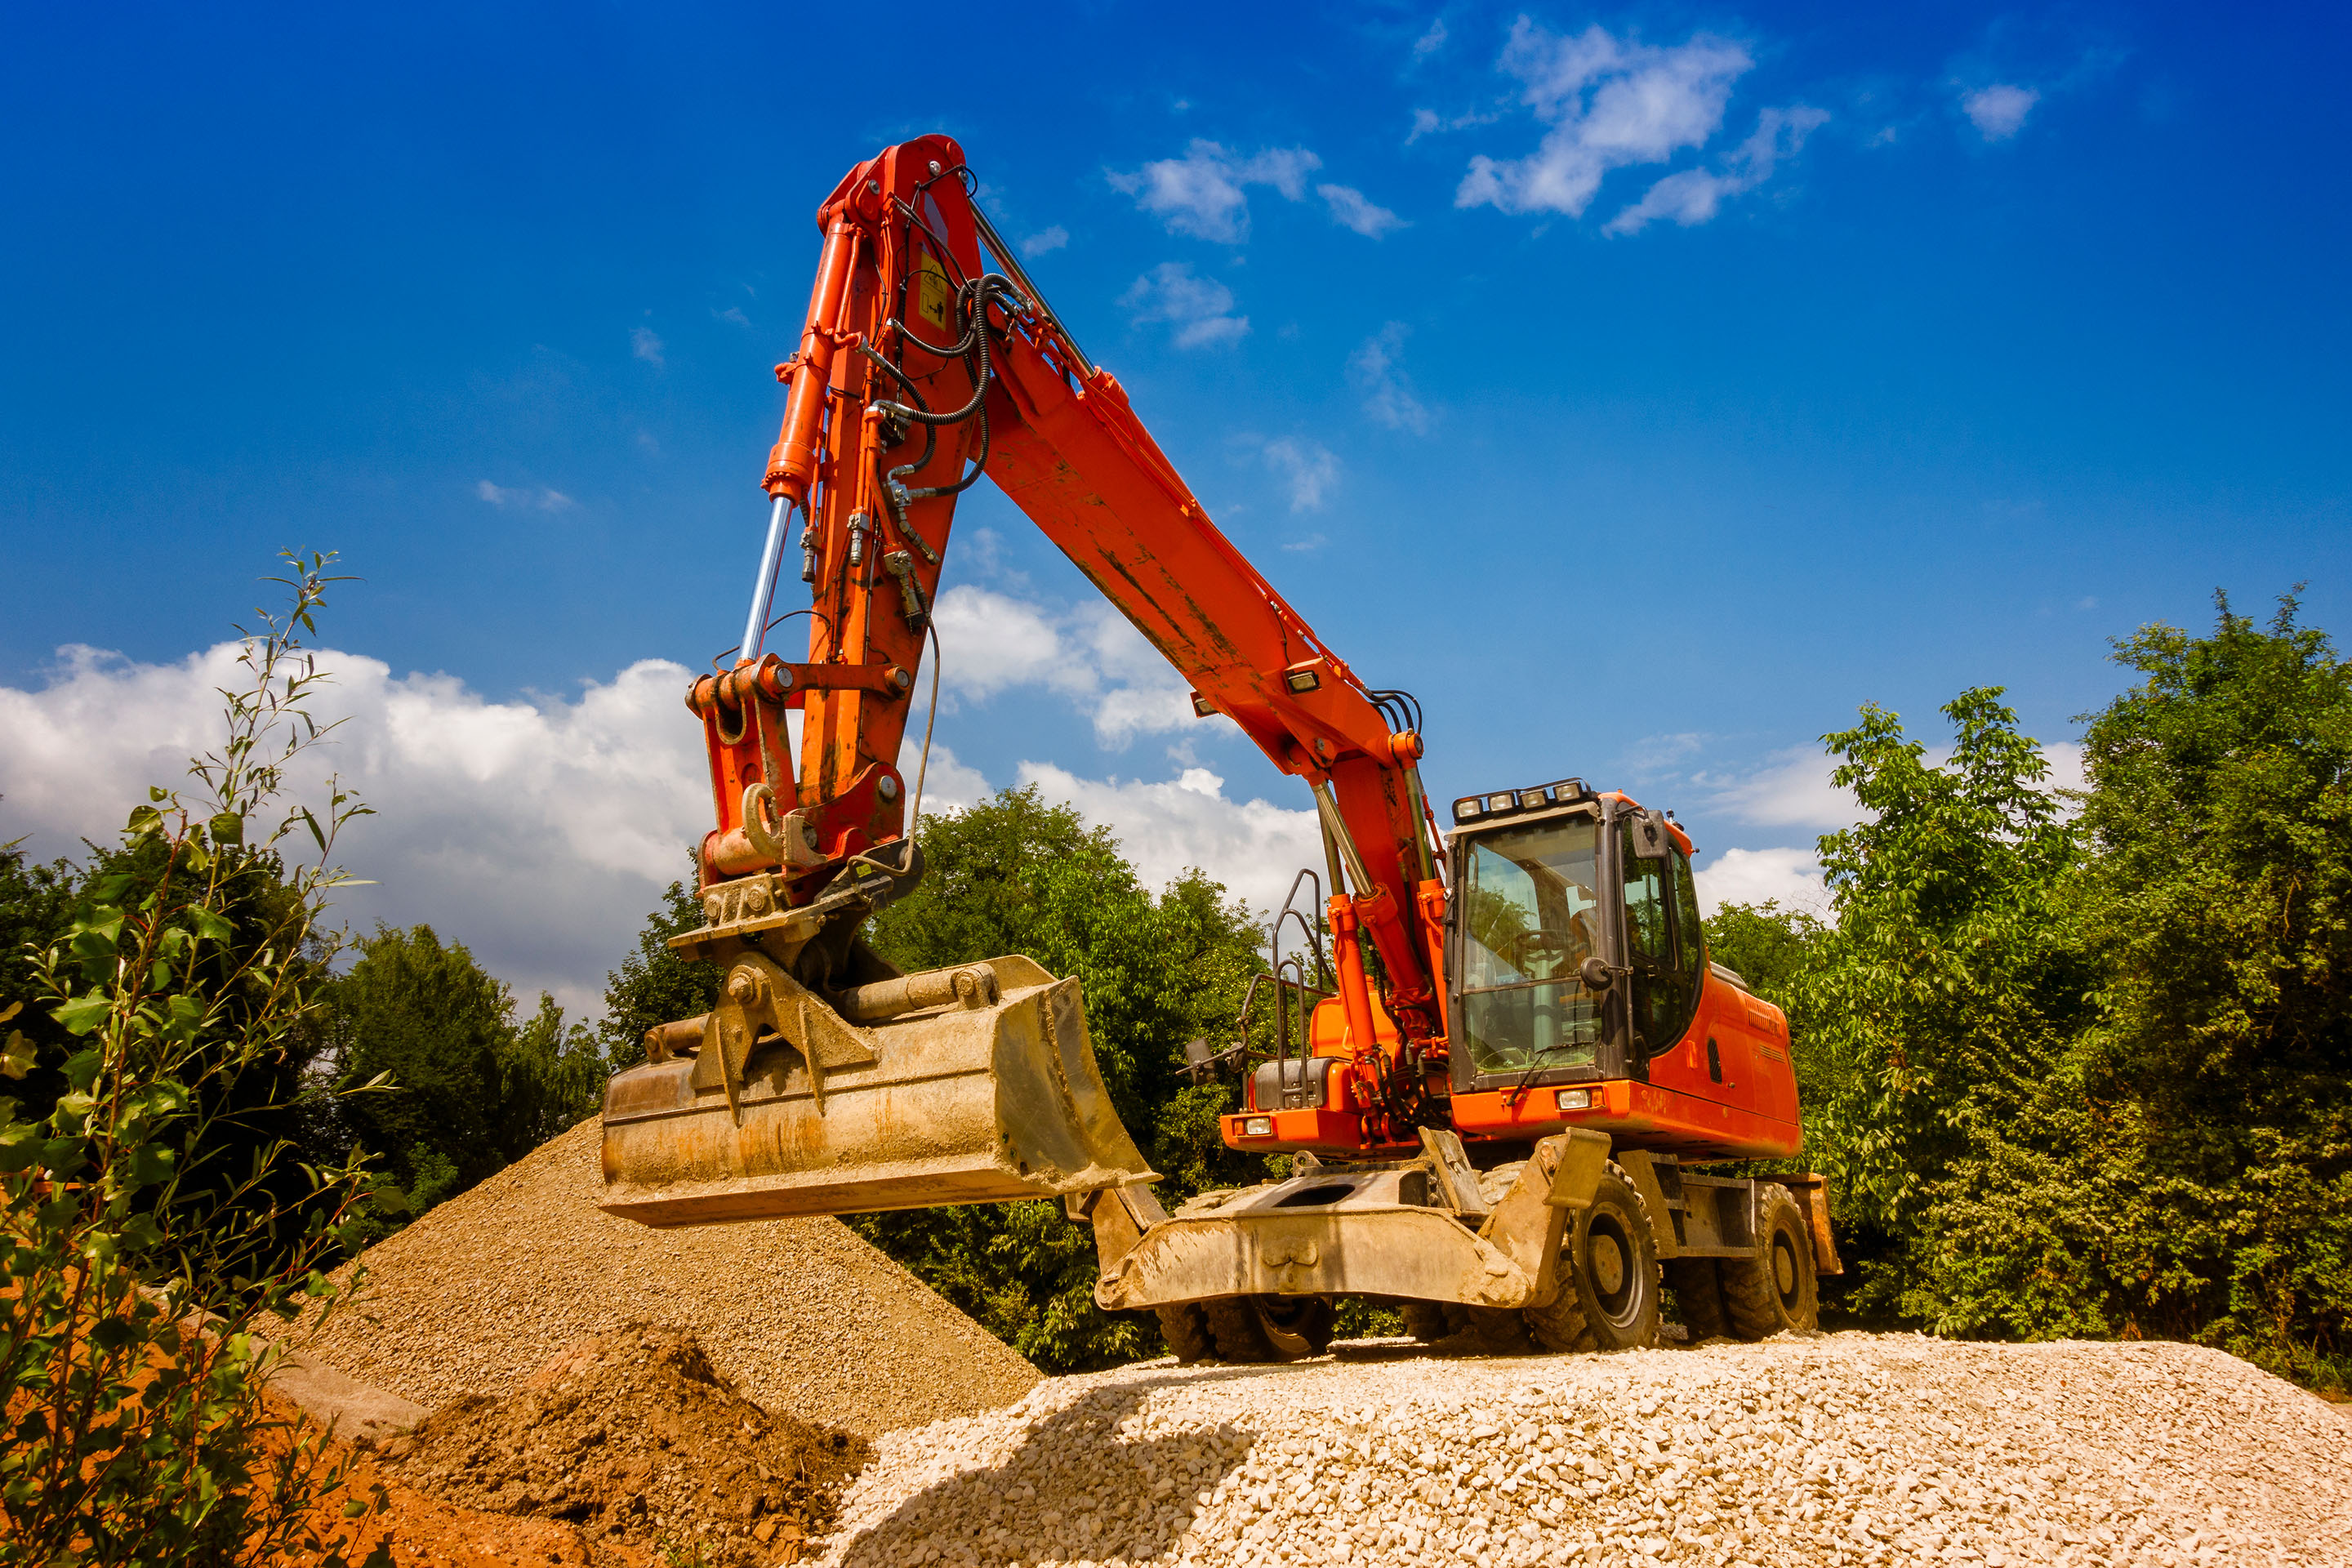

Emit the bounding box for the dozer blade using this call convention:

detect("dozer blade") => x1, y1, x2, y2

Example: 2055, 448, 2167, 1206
598, 954, 1156, 1227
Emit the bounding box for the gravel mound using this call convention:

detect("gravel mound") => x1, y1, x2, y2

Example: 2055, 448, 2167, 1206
303, 1117, 1039, 1435
385, 1325, 867, 1566
814, 1332, 2352, 1568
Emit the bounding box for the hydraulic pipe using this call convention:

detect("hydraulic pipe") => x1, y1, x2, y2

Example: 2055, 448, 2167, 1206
764, 219, 858, 505
740, 494, 790, 663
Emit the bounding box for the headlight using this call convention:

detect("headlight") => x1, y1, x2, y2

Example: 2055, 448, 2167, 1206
1555, 1089, 1592, 1111
1241, 1116, 1275, 1137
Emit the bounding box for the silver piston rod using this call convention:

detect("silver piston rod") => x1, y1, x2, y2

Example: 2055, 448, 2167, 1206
740, 494, 791, 663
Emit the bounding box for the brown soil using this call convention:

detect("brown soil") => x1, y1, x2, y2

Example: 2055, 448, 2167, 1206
295, 1117, 1037, 1437
379, 1327, 868, 1568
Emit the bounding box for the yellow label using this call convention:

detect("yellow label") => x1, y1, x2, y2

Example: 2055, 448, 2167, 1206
915, 254, 951, 332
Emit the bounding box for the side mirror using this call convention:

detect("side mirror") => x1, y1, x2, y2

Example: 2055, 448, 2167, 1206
1579, 955, 1614, 991
1628, 810, 1673, 862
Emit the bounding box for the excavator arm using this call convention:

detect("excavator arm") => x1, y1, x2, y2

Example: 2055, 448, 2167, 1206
602, 136, 1451, 1224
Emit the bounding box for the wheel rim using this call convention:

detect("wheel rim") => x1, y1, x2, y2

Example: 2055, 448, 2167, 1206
1584, 1213, 1642, 1327
1591, 1233, 1626, 1297
1773, 1235, 1801, 1305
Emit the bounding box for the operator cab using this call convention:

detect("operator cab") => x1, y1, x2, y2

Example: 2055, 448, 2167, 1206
1441, 781, 1801, 1159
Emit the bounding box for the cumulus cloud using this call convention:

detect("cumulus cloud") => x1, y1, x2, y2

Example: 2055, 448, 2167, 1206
0, 630, 1294, 1012
929, 586, 1193, 746
1693, 846, 1829, 919
1703, 738, 2088, 830
1108, 140, 1321, 243
1020, 225, 1070, 258
1262, 438, 1340, 512
0, 644, 709, 1018
1962, 82, 2040, 140
1019, 763, 1320, 918
1120, 262, 1249, 349
476, 480, 575, 511
1605, 104, 1829, 235
1458, 20, 1753, 218
631, 326, 664, 366
1348, 323, 1429, 434
1318, 184, 1407, 238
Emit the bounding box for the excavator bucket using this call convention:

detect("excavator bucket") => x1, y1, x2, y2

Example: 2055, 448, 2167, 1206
598, 953, 1156, 1227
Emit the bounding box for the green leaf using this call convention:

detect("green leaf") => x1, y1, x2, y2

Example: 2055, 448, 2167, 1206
51, 992, 113, 1036
1, 1031, 32, 1081
208, 810, 245, 845
190, 906, 234, 945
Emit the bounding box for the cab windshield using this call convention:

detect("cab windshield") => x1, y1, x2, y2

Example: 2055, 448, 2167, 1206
1457, 814, 1604, 1076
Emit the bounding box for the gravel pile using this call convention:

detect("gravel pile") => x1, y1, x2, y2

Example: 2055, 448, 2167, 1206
385, 1325, 868, 1566
814, 1332, 2352, 1568
302, 1117, 1039, 1435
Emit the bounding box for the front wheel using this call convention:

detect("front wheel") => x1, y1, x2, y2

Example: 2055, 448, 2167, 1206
1526, 1161, 1661, 1352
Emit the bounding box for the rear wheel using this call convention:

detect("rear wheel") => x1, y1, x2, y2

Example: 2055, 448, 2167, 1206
1722, 1185, 1818, 1339
1157, 1303, 1213, 1365
1205, 1295, 1335, 1361
1527, 1161, 1661, 1352
1665, 1258, 1731, 1342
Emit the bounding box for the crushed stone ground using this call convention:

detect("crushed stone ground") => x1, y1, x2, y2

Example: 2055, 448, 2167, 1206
383, 1326, 867, 1567
298, 1117, 1039, 1436
813, 1332, 2352, 1568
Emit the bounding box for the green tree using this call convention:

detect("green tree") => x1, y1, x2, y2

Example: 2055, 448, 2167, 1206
1922, 594, 2352, 1381
847, 786, 1270, 1372
1794, 689, 2085, 1256
597, 870, 719, 1068
324, 924, 510, 1196
320, 925, 604, 1231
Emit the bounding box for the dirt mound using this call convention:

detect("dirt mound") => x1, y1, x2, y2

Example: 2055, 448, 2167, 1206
384, 1327, 866, 1567
299, 1117, 1038, 1436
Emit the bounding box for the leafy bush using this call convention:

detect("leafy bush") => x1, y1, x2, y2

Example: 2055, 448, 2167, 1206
0, 556, 390, 1566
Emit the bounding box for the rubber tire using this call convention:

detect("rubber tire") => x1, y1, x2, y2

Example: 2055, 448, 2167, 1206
1665, 1258, 1731, 1342
1400, 1301, 1451, 1342
1157, 1303, 1214, 1365
1526, 1161, 1662, 1352
1205, 1295, 1335, 1362
1722, 1185, 1820, 1339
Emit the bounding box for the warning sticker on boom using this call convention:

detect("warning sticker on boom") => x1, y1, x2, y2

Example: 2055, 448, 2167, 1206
915, 254, 951, 332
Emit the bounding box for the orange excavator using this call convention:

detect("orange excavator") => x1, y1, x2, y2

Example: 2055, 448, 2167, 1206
599, 135, 1837, 1361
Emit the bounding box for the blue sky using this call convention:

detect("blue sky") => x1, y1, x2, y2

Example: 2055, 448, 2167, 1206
4, 2, 2347, 1004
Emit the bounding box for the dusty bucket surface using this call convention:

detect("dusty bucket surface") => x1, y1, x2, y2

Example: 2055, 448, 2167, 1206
599, 955, 1156, 1226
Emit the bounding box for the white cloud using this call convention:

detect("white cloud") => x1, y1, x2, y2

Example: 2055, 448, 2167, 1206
476, 479, 575, 511
1018, 762, 1321, 918
1604, 104, 1829, 235
1120, 262, 1250, 349
715, 305, 751, 327
1348, 323, 1429, 434
928, 586, 1193, 746
0, 644, 708, 1018
1108, 140, 1322, 243
1703, 738, 2089, 831
1458, 20, 1753, 218
1693, 847, 1829, 919
1020, 225, 1070, 258
1412, 19, 1447, 60
1962, 82, 2040, 141
631, 326, 664, 366
1262, 438, 1340, 512
1318, 184, 1407, 238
